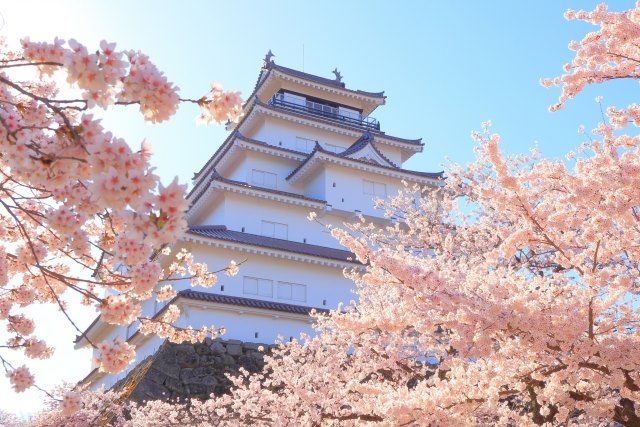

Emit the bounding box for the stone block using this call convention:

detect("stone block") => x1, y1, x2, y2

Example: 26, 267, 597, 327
175, 346, 199, 368
198, 354, 217, 367
210, 341, 226, 354
164, 376, 188, 394
242, 342, 262, 351
153, 355, 181, 380
194, 343, 212, 355
221, 354, 236, 366
226, 343, 242, 356
144, 368, 168, 385
180, 368, 195, 384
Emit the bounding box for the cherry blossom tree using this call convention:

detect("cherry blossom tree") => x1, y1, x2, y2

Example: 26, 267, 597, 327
0, 36, 242, 403
10, 2, 640, 426
119, 3, 640, 426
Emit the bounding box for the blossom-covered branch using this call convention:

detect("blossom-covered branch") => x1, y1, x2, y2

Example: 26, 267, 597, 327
0, 37, 242, 402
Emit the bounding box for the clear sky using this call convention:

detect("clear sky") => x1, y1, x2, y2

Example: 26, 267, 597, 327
0, 0, 635, 417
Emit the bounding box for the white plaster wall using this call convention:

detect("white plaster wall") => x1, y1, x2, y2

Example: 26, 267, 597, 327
200, 192, 342, 248
178, 242, 356, 310
249, 117, 360, 153
180, 306, 316, 344
302, 169, 326, 203
90, 307, 316, 391
195, 195, 226, 226
246, 115, 409, 168
225, 150, 301, 194
369, 143, 403, 167
317, 164, 403, 218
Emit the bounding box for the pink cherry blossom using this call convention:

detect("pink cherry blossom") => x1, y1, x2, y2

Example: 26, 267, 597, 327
0, 36, 241, 407
6, 366, 34, 393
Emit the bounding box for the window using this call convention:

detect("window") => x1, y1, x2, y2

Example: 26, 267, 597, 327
296, 136, 317, 152
338, 106, 361, 120
282, 92, 306, 106
363, 179, 387, 198
261, 220, 288, 239
251, 169, 277, 189
243, 276, 273, 297
277, 281, 306, 302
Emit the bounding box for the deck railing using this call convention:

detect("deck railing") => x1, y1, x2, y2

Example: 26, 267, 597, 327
268, 93, 380, 131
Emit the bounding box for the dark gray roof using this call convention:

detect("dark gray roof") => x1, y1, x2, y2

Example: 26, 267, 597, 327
190, 131, 306, 191
286, 141, 444, 181
187, 225, 358, 263
190, 172, 326, 208
178, 289, 329, 315
256, 97, 423, 147
251, 58, 386, 99
338, 132, 398, 167
268, 63, 386, 98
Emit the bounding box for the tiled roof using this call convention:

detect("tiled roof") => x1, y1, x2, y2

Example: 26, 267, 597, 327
286, 143, 444, 182
235, 133, 308, 157
190, 131, 305, 190
268, 63, 386, 99
338, 132, 398, 168
192, 172, 326, 206
178, 289, 329, 315
187, 225, 358, 263
256, 98, 423, 147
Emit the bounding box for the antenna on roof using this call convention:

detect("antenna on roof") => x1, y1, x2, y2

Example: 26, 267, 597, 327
302, 43, 305, 72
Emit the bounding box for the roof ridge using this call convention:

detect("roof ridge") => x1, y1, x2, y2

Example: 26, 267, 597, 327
177, 289, 329, 315
186, 226, 358, 263
256, 99, 423, 146
286, 147, 444, 182
190, 225, 228, 231
210, 174, 327, 204
337, 132, 398, 168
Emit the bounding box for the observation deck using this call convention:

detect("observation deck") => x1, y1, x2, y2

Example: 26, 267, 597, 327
268, 92, 381, 131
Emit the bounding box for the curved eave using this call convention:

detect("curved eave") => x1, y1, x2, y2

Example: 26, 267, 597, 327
189, 132, 308, 203
76, 291, 322, 388
339, 136, 398, 168
74, 315, 111, 349
244, 100, 423, 155
183, 232, 360, 269
186, 179, 327, 223
287, 150, 444, 186
246, 66, 385, 117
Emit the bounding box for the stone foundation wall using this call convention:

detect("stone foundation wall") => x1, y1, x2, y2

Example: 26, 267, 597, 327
120, 338, 273, 403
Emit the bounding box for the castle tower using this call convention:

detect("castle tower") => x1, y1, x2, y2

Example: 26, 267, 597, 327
76, 53, 443, 389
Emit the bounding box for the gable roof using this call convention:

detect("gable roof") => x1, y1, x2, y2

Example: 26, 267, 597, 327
337, 132, 398, 168
287, 142, 444, 184
187, 225, 358, 264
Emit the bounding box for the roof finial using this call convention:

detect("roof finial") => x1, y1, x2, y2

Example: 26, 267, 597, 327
332, 68, 343, 83
263, 50, 275, 69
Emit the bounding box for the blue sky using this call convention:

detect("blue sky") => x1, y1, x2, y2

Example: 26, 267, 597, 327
0, 0, 635, 416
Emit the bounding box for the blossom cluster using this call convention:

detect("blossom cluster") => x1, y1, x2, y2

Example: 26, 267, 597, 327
6, 365, 34, 393
21, 38, 178, 122
543, 3, 640, 114
0, 36, 242, 407
94, 338, 136, 374
196, 82, 243, 125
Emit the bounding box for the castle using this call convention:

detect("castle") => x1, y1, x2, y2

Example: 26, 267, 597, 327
76, 52, 443, 390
